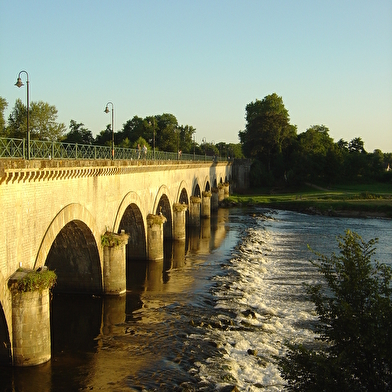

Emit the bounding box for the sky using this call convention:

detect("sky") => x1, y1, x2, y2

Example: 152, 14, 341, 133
1, 0, 391, 152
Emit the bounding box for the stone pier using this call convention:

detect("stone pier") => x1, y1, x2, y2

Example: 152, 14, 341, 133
189, 196, 201, 226
102, 231, 129, 295
173, 203, 188, 240
8, 269, 54, 366
146, 213, 167, 260
201, 191, 212, 218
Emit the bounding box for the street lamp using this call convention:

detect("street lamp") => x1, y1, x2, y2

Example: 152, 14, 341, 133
148, 118, 156, 159
202, 137, 206, 161
104, 102, 114, 160
175, 126, 179, 160
15, 70, 30, 159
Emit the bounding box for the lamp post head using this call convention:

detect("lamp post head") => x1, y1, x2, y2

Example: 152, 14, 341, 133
15, 77, 24, 88
104, 106, 110, 114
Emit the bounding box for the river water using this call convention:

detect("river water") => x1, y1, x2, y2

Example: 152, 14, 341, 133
1, 208, 391, 391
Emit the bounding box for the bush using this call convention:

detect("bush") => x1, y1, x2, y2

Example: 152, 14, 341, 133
279, 230, 392, 391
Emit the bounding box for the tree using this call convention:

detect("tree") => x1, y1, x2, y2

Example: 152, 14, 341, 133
0, 97, 7, 135
294, 125, 336, 182
63, 120, 94, 144
279, 230, 392, 391
94, 125, 112, 146
6, 99, 66, 141
239, 93, 297, 182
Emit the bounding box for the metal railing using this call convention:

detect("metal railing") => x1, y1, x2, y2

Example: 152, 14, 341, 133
0, 137, 227, 162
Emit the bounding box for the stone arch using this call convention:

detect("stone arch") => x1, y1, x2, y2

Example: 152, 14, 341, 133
118, 203, 146, 261
202, 175, 211, 192
113, 191, 147, 236
192, 178, 201, 197
176, 180, 189, 204
155, 193, 172, 239
0, 300, 11, 365
46, 220, 102, 294
35, 204, 101, 270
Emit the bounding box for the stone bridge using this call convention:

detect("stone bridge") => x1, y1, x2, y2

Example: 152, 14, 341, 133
0, 158, 234, 366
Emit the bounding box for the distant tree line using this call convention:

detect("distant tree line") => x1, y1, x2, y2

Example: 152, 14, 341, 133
239, 93, 392, 186
0, 96, 243, 159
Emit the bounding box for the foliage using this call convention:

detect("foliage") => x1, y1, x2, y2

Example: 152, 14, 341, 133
279, 230, 392, 391
101, 231, 122, 247
63, 120, 94, 144
11, 269, 57, 292
5, 98, 66, 141
0, 96, 7, 134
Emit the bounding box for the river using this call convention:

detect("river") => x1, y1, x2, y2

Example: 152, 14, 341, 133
1, 208, 391, 391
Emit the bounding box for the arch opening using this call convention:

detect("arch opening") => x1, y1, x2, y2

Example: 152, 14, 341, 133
46, 220, 102, 294
156, 194, 172, 239
118, 203, 146, 261
0, 303, 11, 365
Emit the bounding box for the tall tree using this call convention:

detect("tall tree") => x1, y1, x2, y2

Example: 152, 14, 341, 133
0, 97, 8, 135
239, 93, 296, 171
6, 99, 65, 141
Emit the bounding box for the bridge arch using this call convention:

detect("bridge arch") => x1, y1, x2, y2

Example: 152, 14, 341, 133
154, 186, 172, 239
176, 180, 190, 204
46, 220, 102, 293
35, 204, 101, 270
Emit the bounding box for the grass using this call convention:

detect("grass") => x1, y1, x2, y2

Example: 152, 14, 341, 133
227, 183, 392, 218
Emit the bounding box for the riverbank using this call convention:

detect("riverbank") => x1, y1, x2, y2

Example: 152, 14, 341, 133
223, 183, 392, 219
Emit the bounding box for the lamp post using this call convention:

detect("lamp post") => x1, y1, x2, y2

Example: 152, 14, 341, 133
104, 102, 114, 160
193, 134, 195, 160
202, 137, 206, 161
149, 118, 156, 159
175, 126, 179, 160
15, 70, 30, 160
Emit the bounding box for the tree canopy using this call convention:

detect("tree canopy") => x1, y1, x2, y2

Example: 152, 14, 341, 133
3, 98, 66, 141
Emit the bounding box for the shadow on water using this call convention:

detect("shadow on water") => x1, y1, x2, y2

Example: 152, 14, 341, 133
0, 209, 230, 391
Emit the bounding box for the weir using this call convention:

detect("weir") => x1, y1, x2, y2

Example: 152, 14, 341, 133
0, 158, 250, 366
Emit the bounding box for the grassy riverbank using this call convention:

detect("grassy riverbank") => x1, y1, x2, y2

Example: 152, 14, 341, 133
225, 183, 392, 218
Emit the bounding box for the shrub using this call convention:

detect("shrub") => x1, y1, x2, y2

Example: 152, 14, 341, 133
279, 230, 392, 391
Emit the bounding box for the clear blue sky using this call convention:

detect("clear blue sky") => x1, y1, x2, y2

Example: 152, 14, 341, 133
1, 0, 391, 152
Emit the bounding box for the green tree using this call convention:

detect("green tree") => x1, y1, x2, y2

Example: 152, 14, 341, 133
94, 125, 112, 146
294, 125, 336, 183
155, 113, 179, 152
279, 230, 392, 391
63, 120, 94, 144
239, 93, 296, 165
0, 97, 8, 135
6, 99, 65, 141
118, 116, 145, 145
29, 101, 66, 141
239, 94, 297, 185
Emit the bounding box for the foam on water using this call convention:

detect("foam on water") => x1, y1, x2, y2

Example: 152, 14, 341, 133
197, 211, 320, 391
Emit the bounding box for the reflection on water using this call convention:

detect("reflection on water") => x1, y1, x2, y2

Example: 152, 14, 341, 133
0, 209, 231, 391
1, 207, 390, 391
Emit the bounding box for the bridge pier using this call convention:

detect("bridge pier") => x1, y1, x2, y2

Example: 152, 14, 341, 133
211, 188, 219, 211
173, 203, 188, 240
102, 231, 129, 295
189, 196, 201, 226
218, 184, 225, 203
147, 213, 167, 260
223, 182, 230, 198
201, 191, 212, 218
8, 269, 52, 366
